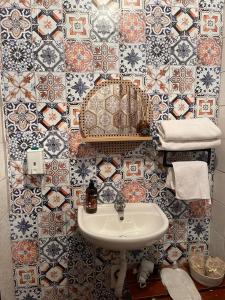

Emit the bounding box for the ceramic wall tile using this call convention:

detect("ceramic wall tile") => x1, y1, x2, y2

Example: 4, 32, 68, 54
33, 40, 64, 72
93, 42, 119, 73
2, 39, 33, 72
196, 96, 217, 118
120, 44, 146, 74
90, 9, 119, 42
170, 66, 196, 94
188, 218, 210, 242
32, 9, 63, 42
35, 72, 66, 102
41, 286, 69, 300
170, 36, 197, 65
168, 94, 195, 119
11, 188, 42, 214
32, 0, 62, 9
96, 156, 122, 183
70, 158, 96, 186
0, 8, 31, 40
14, 265, 39, 288
1, 72, 36, 103
119, 12, 146, 43
63, 0, 91, 11
122, 180, 146, 202
9, 213, 38, 241
42, 186, 71, 211
200, 10, 223, 37
38, 211, 67, 237
43, 159, 70, 187
145, 5, 171, 36
65, 41, 93, 73
15, 287, 41, 300
12, 239, 38, 265
146, 36, 171, 66
195, 66, 220, 95
0, 0, 30, 8
197, 37, 222, 66
145, 65, 170, 94
65, 12, 90, 40
37, 102, 68, 132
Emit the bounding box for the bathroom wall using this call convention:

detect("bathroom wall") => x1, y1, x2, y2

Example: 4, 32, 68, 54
210, 5, 225, 260
0, 100, 15, 298
0, 0, 224, 299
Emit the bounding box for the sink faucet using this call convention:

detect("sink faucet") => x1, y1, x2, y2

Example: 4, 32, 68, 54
114, 194, 126, 221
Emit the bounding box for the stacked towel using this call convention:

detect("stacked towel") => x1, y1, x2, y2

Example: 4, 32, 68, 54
157, 118, 221, 151
166, 161, 211, 201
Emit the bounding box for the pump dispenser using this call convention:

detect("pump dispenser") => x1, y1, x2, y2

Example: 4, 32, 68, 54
85, 180, 97, 214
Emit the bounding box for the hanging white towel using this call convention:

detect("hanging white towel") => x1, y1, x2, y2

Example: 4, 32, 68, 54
166, 161, 211, 201
158, 118, 222, 142
158, 136, 221, 151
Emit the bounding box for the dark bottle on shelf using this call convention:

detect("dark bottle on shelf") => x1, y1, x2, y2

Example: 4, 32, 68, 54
85, 180, 97, 214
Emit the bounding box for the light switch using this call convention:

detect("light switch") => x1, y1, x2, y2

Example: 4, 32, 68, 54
27, 148, 44, 175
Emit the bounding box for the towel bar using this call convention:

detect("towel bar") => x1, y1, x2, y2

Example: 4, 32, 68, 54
162, 149, 211, 167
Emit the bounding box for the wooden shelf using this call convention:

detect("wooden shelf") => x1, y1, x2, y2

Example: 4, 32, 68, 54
81, 135, 152, 143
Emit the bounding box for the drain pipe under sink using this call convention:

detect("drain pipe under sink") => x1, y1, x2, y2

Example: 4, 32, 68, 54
114, 250, 127, 299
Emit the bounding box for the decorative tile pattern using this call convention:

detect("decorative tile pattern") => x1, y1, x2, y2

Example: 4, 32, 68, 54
146, 5, 171, 35
63, 0, 91, 11
172, 0, 198, 7
8, 132, 39, 161
90, 9, 119, 42
1, 72, 36, 103
2, 40, 33, 72
119, 12, 145, 43
40, 131, 68, 159
170, 66, 196, 94
35, 72, 66, 102
32, 9, 63, 42
4, 103, 37, 133
171, 7, 198, 37
163, 242, 187, 265
38, 211, 67, 237
32, 0, 62, 9
97, 156, 122, 183
37, 103, 68, 132
11, 188, 42, 214
93, 42, 119, 73
0, 0, 30, 8
146, 36, 171, 66
120, 44, 146, 74
188, 218, 210, 242
15, 287, 41, 300
195, 66, 220, 95
170, 36, 197, 65
196, 96, 217, 118
34, 40, 64, 72
197, 38, 222, 66
169, 94, 195, 119
12, 240, 38, 265
200, 11, 222, 36
42, 186, 71, 211
44, 159, 70, 187
39, 261, 67, 286
41, 286, 69, 299
98, 182, 119, 203
0, 8, 31, 39
189, 200, 211, 218
65, 41, 93, 73
70, 158, 96, 186
199, 0, 224, 10
123, 158, 144, 180
65, 12, 90, 40
66, 73, 95, 103
145, 173, 165, 198
151, 94, 169, 121
15, 266, 39, 288
9, 213, 38, 241
39, 236, 68, 263
146, 65, 170, 94
122, 180, 146, 202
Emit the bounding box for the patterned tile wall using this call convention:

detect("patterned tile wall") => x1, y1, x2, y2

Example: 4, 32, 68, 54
0, 0, 223, 299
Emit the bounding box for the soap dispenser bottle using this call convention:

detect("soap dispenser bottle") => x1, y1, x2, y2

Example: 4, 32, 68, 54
85, 180, 97, 214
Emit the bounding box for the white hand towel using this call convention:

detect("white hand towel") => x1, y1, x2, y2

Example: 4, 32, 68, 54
166, 161, 210, 201
158, 118, 222, 142
158, 136, 221, 151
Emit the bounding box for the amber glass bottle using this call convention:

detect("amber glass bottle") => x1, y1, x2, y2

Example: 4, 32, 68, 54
85, 180, 97, 214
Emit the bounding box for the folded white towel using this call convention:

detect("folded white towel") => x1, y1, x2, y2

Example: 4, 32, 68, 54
158, 136, 221, 151
158, 118, 222, 142
166, 161, 210, 201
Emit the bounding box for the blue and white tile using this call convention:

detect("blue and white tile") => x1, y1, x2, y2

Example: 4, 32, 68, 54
15, 287, 41, 300
146, 36, 171, 67
70, 158, 96, 186
66, 73, 95, 104
188, 218, 210, 242
120, 44, 146, 75
9, 213, 38, 240
195, 66, 221, 96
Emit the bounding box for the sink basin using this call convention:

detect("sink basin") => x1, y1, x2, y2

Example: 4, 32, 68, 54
78, 203, 169, 250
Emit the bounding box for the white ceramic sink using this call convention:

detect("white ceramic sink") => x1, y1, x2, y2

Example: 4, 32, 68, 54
78, 203, 169, 250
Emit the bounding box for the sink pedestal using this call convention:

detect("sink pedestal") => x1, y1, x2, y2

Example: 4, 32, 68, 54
114, 250, 127, 299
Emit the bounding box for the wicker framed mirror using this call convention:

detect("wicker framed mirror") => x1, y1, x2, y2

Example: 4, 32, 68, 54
80, 79, 152, 141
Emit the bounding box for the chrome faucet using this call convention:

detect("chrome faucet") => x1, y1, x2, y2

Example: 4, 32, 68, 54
114, 194, 126, 221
